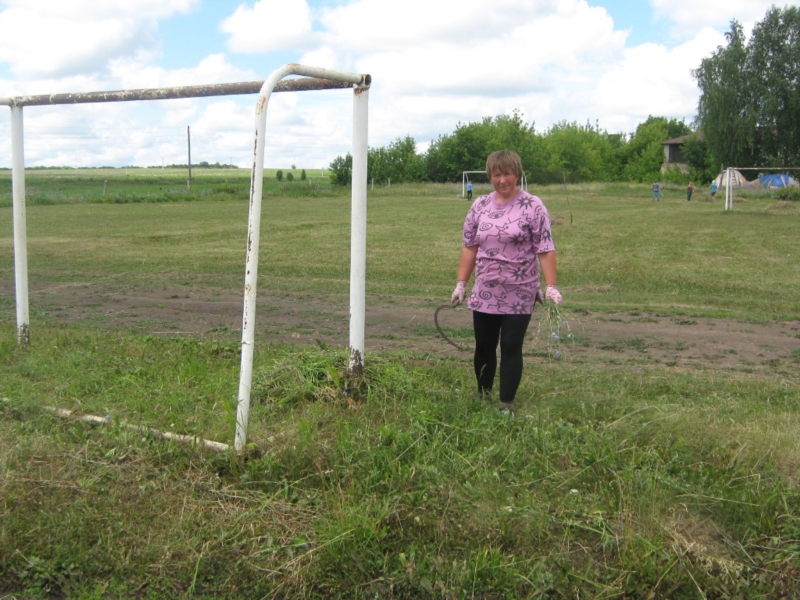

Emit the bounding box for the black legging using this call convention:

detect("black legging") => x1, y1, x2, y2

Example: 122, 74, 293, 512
472, 311, 532, 403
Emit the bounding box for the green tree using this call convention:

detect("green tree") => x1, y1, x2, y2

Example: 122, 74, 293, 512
681, 134, 716, 183
542, 120, 620, 183
487, 111, 548, 183
328, 154, 352, 186
286, 172, 294, 182
424, 112, 542, 182
621, 116, 691, 182
386, 135, 426, 182
693, 22, 754, 167
694, 6, 800, 167
747, 6, 800, 164
300, 169, 307, 181
276, 169, 283, 182
368, 135, 426, 183
425, 117, 497, 182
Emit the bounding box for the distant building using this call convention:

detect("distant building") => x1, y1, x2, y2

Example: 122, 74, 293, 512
661, 133, 703, 174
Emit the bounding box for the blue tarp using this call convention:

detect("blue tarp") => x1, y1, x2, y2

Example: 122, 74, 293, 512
758, 173, 796, 188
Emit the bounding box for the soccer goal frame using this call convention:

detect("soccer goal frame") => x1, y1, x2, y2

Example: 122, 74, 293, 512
461, 170, 528, 198
721, 166, 800, 210
2, 64, 372, 453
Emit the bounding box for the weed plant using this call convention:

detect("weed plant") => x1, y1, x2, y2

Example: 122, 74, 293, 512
534, 299, 576, 359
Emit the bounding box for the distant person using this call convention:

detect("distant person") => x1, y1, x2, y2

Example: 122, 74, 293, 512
687, 182, 694, 202
652, 181, 661, 202
466, 181, 473, 201
450, 150, 559, 416
710, 180, 718, 198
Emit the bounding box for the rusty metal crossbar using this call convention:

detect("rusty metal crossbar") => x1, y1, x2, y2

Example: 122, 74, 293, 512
0, 76, 370, 107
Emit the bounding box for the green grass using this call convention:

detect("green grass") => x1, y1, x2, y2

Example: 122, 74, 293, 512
1, 178, 798, 318
0, 167, 336, 207
1, 176, 799, 597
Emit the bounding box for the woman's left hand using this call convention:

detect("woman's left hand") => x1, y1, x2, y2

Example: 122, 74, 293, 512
545, 285, 563, 305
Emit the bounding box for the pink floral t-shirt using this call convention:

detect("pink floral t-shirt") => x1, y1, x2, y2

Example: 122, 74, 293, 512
462, 189, 555, 315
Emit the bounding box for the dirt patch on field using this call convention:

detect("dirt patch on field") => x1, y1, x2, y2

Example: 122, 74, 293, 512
3, 281, 800, 373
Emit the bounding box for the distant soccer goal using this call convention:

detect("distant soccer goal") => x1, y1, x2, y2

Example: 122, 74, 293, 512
461, 170, 490, 199
461, 170, 529, 199
720, 166, 800, 210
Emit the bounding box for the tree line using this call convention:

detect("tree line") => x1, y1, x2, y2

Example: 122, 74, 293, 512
694, 5, 800, 169
330, 5, 799, 187
329, 113, 701, 187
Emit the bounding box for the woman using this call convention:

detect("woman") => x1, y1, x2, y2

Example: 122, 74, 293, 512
450, 150, 561, 415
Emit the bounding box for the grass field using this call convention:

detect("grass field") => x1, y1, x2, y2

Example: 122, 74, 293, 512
1, 170, 799, 598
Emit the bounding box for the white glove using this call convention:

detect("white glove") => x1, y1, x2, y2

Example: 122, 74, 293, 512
451, 281, 467, 306
545, 285, 562, 305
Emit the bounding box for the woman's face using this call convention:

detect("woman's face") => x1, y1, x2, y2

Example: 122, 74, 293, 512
491, 168, 519, 198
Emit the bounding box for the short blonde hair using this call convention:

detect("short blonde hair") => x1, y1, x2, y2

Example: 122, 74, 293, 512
486, 150, 523, 180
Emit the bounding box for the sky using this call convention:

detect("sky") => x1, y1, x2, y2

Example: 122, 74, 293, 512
0, 0, 785, 169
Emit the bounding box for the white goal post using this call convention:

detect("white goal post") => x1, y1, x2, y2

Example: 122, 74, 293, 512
2, 64, 372, 454
461, 170, 528, 198
722, 166, 800, 211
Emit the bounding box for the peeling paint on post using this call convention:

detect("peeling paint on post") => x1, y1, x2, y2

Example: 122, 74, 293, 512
10, 104, 29, 349
234, 64, 370, 453
17, 323, 29, 348
348, 348, 364, 379
348, 84, 369, 378
1, 65, 371, 451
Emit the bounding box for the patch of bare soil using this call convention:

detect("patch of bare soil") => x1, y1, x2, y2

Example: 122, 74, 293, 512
3, 281, 799, 373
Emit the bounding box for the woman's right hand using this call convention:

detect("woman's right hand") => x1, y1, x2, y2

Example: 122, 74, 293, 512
451, 281, 467, 306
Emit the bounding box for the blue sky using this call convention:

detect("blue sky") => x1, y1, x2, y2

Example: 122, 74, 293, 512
0, 0, 781, 168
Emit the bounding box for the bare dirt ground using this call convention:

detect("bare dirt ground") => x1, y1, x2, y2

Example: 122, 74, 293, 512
5, 281, 799, 374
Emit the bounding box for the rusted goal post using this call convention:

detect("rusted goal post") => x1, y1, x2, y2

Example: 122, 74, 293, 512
1, 64, 372, 453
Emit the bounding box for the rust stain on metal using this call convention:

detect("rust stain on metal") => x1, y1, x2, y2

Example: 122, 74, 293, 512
249, 134, 259, 200
17, 323, 30, 348
255, 95, 267, 115
348, 348, 364, 379
7, 77, 367, 107
353, 76, 371, 96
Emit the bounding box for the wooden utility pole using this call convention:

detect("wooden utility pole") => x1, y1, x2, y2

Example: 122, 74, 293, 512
187, 126, 192, 189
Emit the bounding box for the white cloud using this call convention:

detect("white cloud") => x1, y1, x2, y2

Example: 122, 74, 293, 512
221, 0, 315, 53
651, 0, 778, 38
0, 0, 197, 18
162, 102, 199, 128
2, 0, 782, 170
108, 54, 257, 89
0, 0, 197, 77
309, 0, 627, 102
590, 27, 725, 133
309, 0, 634, 143
298, 47, 341, 72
